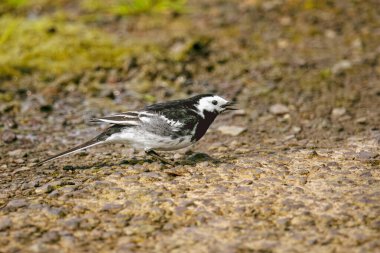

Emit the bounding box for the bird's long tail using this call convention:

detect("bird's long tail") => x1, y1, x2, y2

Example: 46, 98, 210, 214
37, 138, 104, 166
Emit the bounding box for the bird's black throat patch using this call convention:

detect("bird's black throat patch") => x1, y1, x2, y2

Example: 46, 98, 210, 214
192, 110, 218, 141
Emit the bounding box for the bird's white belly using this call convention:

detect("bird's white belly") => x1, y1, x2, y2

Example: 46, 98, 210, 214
105, 128, 193, 151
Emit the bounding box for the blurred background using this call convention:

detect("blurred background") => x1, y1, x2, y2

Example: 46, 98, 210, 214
1, 1, 380, 252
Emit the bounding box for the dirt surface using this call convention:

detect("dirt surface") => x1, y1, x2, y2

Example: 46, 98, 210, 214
1, 0, 380, 252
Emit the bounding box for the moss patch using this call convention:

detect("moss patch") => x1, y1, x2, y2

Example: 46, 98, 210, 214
81, 0, 187, 16
0, 15, 131, 78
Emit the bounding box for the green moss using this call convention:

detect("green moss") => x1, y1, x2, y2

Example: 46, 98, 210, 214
0, 15, 131, 78
81, 0, 187, 16
0, 91, 14, 102
319, 68, 332, 80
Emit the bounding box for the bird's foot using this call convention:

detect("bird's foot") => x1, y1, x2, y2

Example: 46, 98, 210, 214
145, 149, 175, 166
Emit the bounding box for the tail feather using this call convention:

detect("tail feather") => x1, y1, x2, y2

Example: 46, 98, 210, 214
37, 139, 103, 166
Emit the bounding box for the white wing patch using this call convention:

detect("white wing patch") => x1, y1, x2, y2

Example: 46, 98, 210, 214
159, 115, 184, 130
91, 111, 141, 125
96, 119, 139, 125
138, 112, 156, 124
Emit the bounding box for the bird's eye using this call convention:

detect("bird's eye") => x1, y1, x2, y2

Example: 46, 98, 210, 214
212, 100, 218, 105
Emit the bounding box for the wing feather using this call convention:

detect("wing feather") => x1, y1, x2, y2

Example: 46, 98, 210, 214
90, 108, 189, 133
90, 111, 141, 125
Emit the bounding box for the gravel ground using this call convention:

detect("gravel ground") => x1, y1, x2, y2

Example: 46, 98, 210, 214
1, 0, 380, 252
1, 132, 379, 253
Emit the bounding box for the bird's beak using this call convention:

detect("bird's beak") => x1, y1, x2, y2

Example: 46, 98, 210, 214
222, 101, 238, 111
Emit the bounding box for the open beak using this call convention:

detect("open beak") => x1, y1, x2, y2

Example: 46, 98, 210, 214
222, 101, 238, 111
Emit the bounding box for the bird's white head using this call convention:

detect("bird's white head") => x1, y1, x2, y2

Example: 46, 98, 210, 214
194, 94, 236, 118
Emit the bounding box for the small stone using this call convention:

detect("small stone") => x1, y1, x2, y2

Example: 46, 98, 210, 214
63, 217, 83, 230
0, 217, 12, 231
370, 220, 380, 230
12, 166, 31, 174
297, 169, 309, 175
235, 148, 251, 154
291, 126, 302, 134
332, 60, 352, 74
46, 207, 66, 217
7, 149, 24, 157
269, 104, 289, 115
279, 16, 291, 26
2, 130, 17, 143
276, 217, 290, 228
6, 199, 28, 210
59, 185, 77, 193
29, 242, 47, 252
331, 107, 346, 118
60, 235, 76, 248
325, 29, 336, 38
14, 158, 25, 164
283, 134, 295, 141
217, 146, 228, 152
100, 203, 124, 213
355, 117, 367, 124
40, 231, 60, 243
356, 151, 378, 160
35, 184, 54, 194
141, 172, 162, 180
231, 109, 246, 116
277, 39, 289, 49
217, 125, 246, 136
173, 153, 182, 159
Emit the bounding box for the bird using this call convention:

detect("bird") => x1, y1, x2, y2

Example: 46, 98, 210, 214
38, 94, 237, 166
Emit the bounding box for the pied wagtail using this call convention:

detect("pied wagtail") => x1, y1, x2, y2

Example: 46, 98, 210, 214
38, 94, 237, 165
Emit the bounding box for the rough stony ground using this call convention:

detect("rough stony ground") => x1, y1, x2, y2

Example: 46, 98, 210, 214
1, 0, 380, 252
1, 131, 380, 253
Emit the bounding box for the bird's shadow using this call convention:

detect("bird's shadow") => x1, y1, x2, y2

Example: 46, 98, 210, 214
61, 152, 223, 171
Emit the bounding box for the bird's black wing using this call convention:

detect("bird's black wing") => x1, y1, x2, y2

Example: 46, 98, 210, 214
144, 102, 200, 133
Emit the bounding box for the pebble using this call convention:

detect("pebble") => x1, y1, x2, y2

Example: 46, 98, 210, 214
217, 125, 246, 136
173, 153, 182, 159
291, 126, 302, 134
355, 117, 367, 124
6, 199, 28, 210
276, 217, 290, 228
283, 134, 295, 141
7, 149, 24, 157
235, 148, 251, 153
269, 104, 289, 115
356, 151, 378, 160
46, 207, 66, 217
140, 172, 162, 180
332, 60, 352, 74
100, 203, 124, 213
63, 217, 83, 230
35, 184, 54, 194
40, 231, 60, 243
0, 217, 12, 231
12, 166, 31, 174
331, 107, 346, 118
60, 235, 76, 248
14, 158, 25, 164
2, 130, 17, 143
231, 109, 246, 116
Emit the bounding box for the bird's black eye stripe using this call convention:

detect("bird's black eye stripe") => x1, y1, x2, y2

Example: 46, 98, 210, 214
212, 100, 218, 105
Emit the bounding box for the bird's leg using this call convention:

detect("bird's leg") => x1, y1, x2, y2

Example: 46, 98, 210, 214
145, 149, 175, 166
